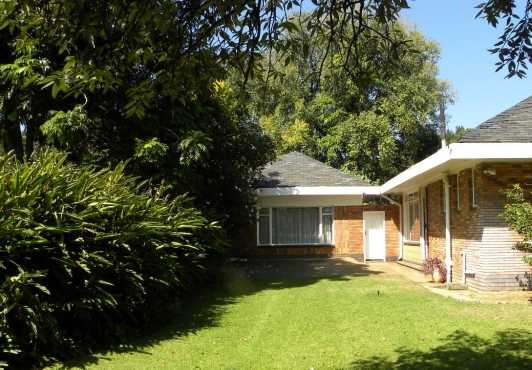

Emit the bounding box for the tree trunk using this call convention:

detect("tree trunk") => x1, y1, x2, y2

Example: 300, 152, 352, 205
3, 119, 24, 160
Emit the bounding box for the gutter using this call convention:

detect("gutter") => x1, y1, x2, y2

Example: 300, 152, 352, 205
381, 194, 403, 261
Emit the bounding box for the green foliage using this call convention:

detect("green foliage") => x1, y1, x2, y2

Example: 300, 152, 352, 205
134, 137, 169, 164
502, 184, 532, 266
242, 18, 449, 183
446, 125, 471, 143
476, 0, 532, 78
0, 0, 278, 237
0, 150, 222, 368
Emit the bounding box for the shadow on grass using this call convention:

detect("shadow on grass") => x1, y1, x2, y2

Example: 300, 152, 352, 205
346, 329, 532, 370
56, 258, 379, 369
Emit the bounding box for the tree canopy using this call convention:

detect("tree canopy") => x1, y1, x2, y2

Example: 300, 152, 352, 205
240, 17, 451, 183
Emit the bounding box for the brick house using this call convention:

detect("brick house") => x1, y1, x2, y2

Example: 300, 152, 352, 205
247, 96, 532, 291
247, 151, 399, 260
381, 96, 532, 291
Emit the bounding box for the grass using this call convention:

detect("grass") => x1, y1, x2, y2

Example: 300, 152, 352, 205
54, 260, 532, 370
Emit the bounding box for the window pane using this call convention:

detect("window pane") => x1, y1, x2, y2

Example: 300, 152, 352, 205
407, 193, 420, 241
322, 207, 333, 214
258, 207, 269, 216
258, 215, 270, 244
322, 214, 333, 244
272, 208, 319, 244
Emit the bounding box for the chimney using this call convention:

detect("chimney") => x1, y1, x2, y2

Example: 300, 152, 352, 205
439, 100, 447, 148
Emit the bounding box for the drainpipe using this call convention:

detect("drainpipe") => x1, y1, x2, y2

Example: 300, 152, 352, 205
442, 174, 452, 285
381, 194, 403, 261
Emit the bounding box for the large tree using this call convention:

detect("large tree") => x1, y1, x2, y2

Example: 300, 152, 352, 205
241, 18, 451, 183
0, 0, 414, 236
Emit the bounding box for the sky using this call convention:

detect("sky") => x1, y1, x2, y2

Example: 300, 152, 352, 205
401, 0, 530, 129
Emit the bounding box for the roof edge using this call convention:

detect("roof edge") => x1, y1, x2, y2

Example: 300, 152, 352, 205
257, 186, 381, 196
381, 142, 532, 193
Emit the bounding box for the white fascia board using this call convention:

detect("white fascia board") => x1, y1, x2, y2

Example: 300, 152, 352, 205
256, 186, 380, 196
381, 143, 532, 194
380, 148, 451, 193
448, 142, 532, 159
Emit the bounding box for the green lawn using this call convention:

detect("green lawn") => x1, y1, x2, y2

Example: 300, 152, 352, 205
55, 260, 532, 370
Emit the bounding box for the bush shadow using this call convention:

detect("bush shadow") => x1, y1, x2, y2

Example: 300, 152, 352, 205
345, 329, 532, 370
56, 258, 379, 369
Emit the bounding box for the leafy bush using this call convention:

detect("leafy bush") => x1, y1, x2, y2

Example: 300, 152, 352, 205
0, 150, 222, 368
422, 257, 447, 283
502, 184, 532, 266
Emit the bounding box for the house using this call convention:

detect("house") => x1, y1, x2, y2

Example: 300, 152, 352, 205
247, 96, 532, 291
245, 151, 400, 259
381, 96, 532, 291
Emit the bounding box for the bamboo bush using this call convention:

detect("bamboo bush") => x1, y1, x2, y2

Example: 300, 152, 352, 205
0, 150, 221, 368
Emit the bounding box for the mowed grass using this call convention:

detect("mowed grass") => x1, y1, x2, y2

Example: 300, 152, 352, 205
55, 260, 532, 370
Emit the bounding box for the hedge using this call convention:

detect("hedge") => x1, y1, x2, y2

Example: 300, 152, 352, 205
0, 150, 222, 368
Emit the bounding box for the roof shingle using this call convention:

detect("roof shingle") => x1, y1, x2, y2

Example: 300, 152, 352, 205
258, 151, 370, 188
460, 96, 532, 143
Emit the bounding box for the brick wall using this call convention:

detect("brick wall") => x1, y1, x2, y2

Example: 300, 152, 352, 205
425, 164, 531, 291
426, 180, 445, 261
335, 204, 400, 259
241, 204, 400, 259
474, 163, 532, 290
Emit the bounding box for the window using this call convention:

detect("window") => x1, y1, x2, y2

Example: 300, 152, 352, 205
257, 207, 334, 245
257, 208, 271, 245
470, 168, 478, 208
405, 193, 420, 242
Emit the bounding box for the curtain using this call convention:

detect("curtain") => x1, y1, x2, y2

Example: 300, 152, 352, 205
272, 208, 320, 244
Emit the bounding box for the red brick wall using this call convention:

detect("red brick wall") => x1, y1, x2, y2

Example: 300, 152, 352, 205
426, 180, 445, 261
241, 204, 400, 259
335, 204, 400, 259
425, 164, 532, 290
426, 170, 481, 284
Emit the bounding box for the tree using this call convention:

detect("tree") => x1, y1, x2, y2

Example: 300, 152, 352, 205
447, 125, 471, 143
241, 18, 450, 183
476, 0, 532, 78
502, 185, 532, 266
0, 0, 414, 236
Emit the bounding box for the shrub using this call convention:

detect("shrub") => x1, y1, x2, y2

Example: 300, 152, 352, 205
0, 150, 222, 368
502, 184, 532, 266
422, 257, 447, 283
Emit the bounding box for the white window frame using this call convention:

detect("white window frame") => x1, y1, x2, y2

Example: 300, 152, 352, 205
404, 192, 420, 244
470, 168, 478, 208
256, 206, 335, 246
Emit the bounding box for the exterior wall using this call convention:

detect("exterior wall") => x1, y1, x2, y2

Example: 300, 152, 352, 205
424, 163, 531, 291
335, 204, 400, 259
426, 180, 446, 262
242, 203, 400, 259
474, 163, 532, 290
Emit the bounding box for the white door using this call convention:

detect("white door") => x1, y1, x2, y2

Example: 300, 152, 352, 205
364, 211, 386, 260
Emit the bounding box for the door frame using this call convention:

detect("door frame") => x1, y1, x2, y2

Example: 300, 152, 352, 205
363, 211, 386, 262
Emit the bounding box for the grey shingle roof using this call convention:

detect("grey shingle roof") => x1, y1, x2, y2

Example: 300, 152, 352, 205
258, 151, 370, 188
460, 96, 532, 143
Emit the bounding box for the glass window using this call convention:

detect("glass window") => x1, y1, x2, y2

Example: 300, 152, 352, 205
322, 214, 333, 244
406, 193, 420, 241
257, 207, 334, 245
258, 208, 270, 244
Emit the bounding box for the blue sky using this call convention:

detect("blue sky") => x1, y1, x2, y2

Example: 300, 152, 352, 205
402, 0, 530, 129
